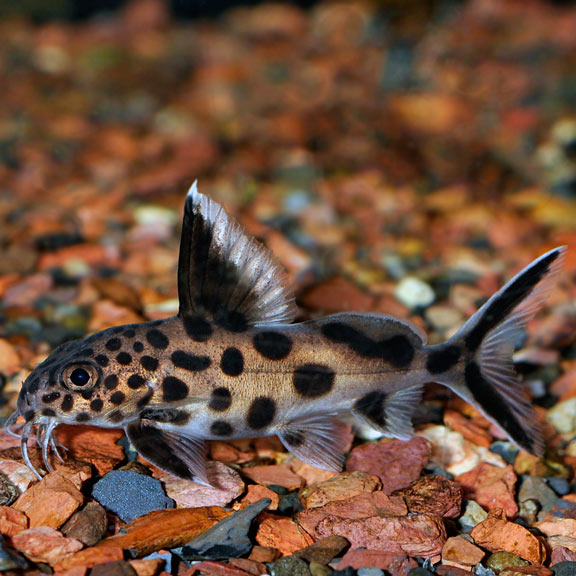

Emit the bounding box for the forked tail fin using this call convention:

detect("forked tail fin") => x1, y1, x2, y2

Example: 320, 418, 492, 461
430, 247, 567, 456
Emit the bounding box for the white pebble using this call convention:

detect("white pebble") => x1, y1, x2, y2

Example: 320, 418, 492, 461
394, 276, 435, 309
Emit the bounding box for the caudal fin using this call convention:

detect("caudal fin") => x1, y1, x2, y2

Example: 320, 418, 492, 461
435, 247, 567, 456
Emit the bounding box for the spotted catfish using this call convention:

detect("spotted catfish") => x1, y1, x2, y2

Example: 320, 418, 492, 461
8, 183, 567, 484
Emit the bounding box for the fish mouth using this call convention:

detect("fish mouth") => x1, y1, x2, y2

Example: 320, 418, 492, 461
4, 411, 66, 480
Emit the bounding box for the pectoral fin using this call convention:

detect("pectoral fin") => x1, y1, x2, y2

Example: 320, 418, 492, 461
278, 414, 351, 472
125, 420, 209, 485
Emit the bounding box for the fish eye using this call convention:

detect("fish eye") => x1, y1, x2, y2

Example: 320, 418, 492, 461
61, 363, 101, 391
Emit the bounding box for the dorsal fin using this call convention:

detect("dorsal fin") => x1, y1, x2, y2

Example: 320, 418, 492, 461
177, 182, 298, 329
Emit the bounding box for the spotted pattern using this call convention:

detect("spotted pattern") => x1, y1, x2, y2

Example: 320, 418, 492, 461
354, 391, 387, 428
23, 410, 35, 422
76, 412, 91, 422
116, 352, 132, 366
293, 364, 335, 398
321, 322, 415, 368
171, 350, 211, 372
105, 338, 122, 351
61, 394, 74, 412
123, 328, 136, 338
110, 391, 126, 405
426, 345, 461, 375
90, 398, 104, 412
162, 376, 188, 402
42, 392, 60, 404
211, 420, 233, 436
128, 374, 146, 389
220, 347, 244, 376
247, 397, 276, 430
208, 387, 232, 412
95, 354, 110, 367
183, 315, 213, 342
253, 331, 292, 360
146, 328, 169, 350
133, 341, 144, 353
214, 309, 248, 333
42, 408, 56, 417
140, 356, 159, 371
26, 378, 40, 394
104, 374, 119, 390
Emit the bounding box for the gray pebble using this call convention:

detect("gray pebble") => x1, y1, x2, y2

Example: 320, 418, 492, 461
519, 476, 558, 517
490, 441, 518, 465
357, 568, 384, 576
272, 555, 312, 576
91, 470, 174, 523
553, 561, 576, 576
407, 569, 433, 576
177, 498, 270, 562
547, 477, 571, 496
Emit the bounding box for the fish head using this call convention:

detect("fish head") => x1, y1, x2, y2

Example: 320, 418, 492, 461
16, 324, 157, 431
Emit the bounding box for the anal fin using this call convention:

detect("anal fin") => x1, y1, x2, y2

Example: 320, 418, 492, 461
278, 414, 351, 472
125, 420, 209, 485
352, 385, 423, 440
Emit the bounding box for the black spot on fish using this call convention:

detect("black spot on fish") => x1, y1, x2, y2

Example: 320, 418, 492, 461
42, 392, 60, 404
24, 410, 35, 422
61, 394, 74, 412
128, 374, 146, 389
208, 387, 232, 412
146, 328, 169, 350
90, 398, 104, 412
123, 328, 136, 338
182, 315, 213, 342
104, 374, 119, 390
95, 354, 110, 367
133, 341, 144, 353
105, 338, 122, 351
321, 322, 415, 367
215, 309, 248, 333
210, 420, 233, 436
81, 389, 94, 400
116, 352, 132, 366
76, 412, 91, 422
111, 326, 124, 335
110, 391, 126, 405
282, 430, 305, 448
465, 250, 561, 352
253, 331, 292, 360
79, 348, 94, 357
171, 350, 211, 372
426, 345, 461, 375
293, 364, 335, 398
220, 347, 244, 376
354, 391, 388, 428
27, 378, 40, 394
42, 408, 56, 417
108, 409, 124, 423
247, 397, 276, 430
140, 355, 159, 372
162, 376, 188, 402
465, 361, 533, 452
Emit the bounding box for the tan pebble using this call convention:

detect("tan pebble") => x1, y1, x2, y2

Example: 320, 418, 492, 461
442, 536, 485, 569
128, 557, 166, 576
300, 471, 381, 509
13, 472, 84, 529
471, 509, 546, 563
0, 339, 21, 374
242, 464, 303, 490
12, 526, 84, 565
248, 545, 280, 563
0, 505, 28, 537
256, 514, 314, 556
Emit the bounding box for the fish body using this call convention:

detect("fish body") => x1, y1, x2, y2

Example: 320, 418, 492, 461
10, 184, 567, 484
